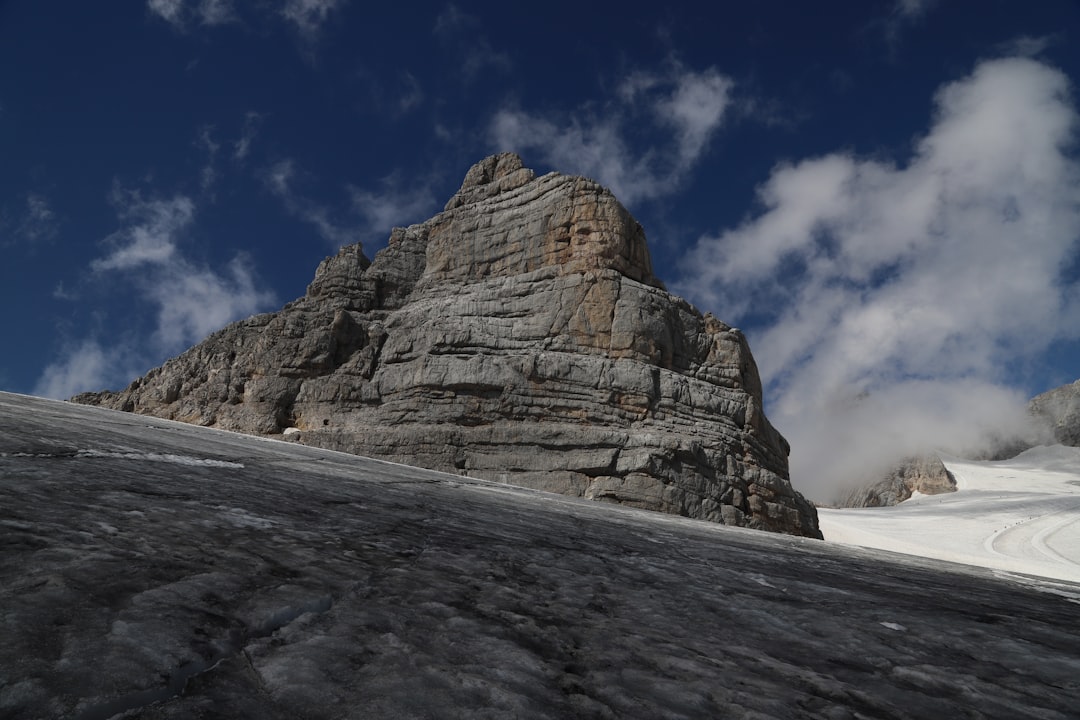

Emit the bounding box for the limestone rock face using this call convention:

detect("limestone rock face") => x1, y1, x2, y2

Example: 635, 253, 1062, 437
1029, 379, 1080, 448
840, 455, 956, 508
74, 153, 820, 538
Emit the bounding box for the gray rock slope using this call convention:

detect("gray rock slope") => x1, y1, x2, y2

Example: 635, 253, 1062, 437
2, 392, 1079, 719
1030, 378, 1080, 447
840, 455, 956, 508
74, 153, 818, 538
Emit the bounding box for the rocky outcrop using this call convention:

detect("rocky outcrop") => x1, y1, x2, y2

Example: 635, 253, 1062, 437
840, 455, 956, 508
1029, 379, 1080, 447
74, 153, 820, 538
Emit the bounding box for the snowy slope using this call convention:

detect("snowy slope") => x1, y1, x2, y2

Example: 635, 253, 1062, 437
819, 446, 1080, 584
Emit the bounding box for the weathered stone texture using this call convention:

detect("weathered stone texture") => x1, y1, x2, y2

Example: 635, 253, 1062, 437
75, 153, 820, 538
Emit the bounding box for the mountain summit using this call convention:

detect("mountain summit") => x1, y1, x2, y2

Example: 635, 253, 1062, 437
75, 153, 820, 538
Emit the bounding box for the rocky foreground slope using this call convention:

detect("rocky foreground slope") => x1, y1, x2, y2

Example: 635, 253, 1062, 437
75, 153, 818, 537
4, 393, 1079, 719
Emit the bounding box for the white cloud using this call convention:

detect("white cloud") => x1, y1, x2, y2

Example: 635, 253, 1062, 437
490, 64, 734, 206
91, 192, 193, 271
149, 253, 274, 349
147, 0, 186, 26
282, 0, 346, 39
88, 188, 275, 352
33, 340, 134, 400
659, 71, 734, 165
676, 57, 1080, 500
349, 175, 437, 239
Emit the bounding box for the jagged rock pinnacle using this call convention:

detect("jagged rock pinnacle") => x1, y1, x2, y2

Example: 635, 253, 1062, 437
74, 154, 821, 538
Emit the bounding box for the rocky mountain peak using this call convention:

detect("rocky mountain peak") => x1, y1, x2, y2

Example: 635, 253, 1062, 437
444, 152, 536, 210
75, 154, 820, 538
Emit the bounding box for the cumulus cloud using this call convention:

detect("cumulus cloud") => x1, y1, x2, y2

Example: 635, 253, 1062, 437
490, 64, 733, 205
677, 57, 1080, 500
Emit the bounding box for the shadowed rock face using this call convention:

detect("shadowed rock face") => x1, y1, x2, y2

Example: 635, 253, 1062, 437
3, 393, 1079, 719
73, 153, 818, 538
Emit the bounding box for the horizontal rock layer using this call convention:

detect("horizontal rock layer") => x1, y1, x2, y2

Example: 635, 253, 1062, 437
75, 153, 819, 538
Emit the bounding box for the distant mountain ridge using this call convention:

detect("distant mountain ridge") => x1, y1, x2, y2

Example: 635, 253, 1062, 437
74, 153, 820, 538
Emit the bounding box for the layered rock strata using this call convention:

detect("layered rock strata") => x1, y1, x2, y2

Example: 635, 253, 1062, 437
75, 153, 820, 538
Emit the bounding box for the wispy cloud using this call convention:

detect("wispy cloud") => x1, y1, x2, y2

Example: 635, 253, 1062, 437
677, 57, 1080, 500
146, 0, 236, 29
34, 340, 131, 400
233, 111, 263, 162
433, 4, 511, 81
281, 0, 346, 41
490, 63, 734, 205
96, 188, 276, 351
195, 125, 220, 193
893, 0, 937, 19
3, 193, 60, 245
349, 173, 438, 238
878, 0, 939, 49
37, 187, 277, 398
92, 190, 193, 271
265, 159, 438, 250
264, 159, 357, 246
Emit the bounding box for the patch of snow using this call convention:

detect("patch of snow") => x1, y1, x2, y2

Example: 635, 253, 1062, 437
880, 622, 907, 632
818, 445, 1080, 584
75, 448, 244, 468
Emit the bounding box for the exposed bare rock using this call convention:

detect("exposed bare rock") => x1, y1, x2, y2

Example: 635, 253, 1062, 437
841, 455, 956, 508
74, 153, 819, 538
1029, 378, 1080, 448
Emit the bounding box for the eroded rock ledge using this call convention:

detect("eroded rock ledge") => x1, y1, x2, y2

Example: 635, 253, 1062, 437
75, 153, 820, 538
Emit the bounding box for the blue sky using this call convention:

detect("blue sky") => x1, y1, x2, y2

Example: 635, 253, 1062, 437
3, 1, 1079, 495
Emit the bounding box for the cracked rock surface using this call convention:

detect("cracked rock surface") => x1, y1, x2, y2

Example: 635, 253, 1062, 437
2, 392, 1079, 719
73, 153, 818, 538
